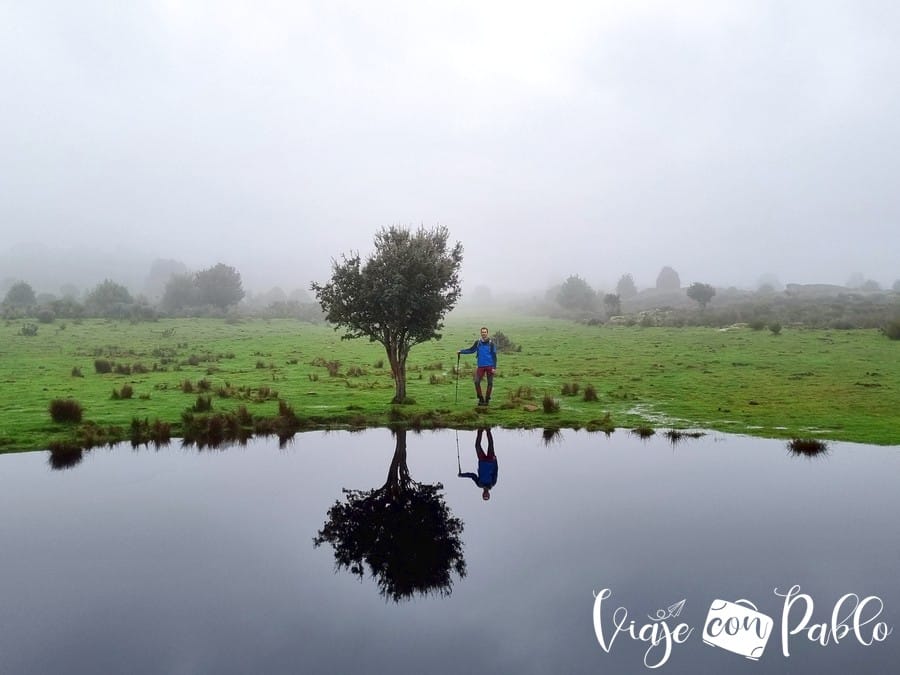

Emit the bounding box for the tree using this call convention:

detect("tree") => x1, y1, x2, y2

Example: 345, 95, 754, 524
893, 279, 900, 293
603, 293, 621, 317
686, 282, 716, 309
160, 273, 199, 313
312, 225, 463, 403
144, 258, 189, 301
85, 279, 133, 317
3, 281, 36, 307
313, 429, 466, 602
656, 266, 681, 290
556, 274, 596, 311
195, 263, 244, 309
616, 274, 637, 299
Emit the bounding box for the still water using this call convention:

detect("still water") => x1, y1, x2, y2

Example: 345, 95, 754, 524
1, 429, 898, 675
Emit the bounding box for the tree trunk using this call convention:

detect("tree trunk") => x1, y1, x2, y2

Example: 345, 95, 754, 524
385, 337, 408, 404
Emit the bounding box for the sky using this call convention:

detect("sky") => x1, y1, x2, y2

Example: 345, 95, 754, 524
1, 0, 898, 295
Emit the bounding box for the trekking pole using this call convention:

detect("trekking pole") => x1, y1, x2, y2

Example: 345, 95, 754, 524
456, 430, 461, 473
455, 352, 460, 404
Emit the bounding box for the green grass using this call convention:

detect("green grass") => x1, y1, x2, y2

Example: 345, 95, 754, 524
1, 313, 898, 452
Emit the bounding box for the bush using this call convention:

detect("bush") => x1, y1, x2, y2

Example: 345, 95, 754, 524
561, 382, 580, 396
769, 322, 782, 335
542, 394, 560, 413
583, 384, 598, 402
20, 323, 38, 336
37, 309, 56, 324
193, 395, 212, 412
181, 379, 194, 393
748, 319, 766, 331
112, 384, 134, 400
49, 399, 83, 423
493, 331, 519, 352
71, 366, 84, 378
94, 359, 112, 374
884, 319, 900, 340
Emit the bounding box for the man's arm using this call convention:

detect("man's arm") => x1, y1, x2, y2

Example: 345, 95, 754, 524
458, 340, 478, 355
458, 472, 479, 485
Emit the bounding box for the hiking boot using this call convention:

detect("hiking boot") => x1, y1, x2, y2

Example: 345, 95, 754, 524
477, 396, 486, 406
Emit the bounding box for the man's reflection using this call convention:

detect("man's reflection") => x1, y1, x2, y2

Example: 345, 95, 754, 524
458, 427, 498, 501
313, 428, 467, 601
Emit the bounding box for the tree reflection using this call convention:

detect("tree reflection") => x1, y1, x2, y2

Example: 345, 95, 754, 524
313, 429, 467, 602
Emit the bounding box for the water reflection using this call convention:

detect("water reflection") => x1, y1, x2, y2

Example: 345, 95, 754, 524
313, 429, 467, 602
787, 438, 830, 458
48, 446, 84, 470
457, 427, 499, 500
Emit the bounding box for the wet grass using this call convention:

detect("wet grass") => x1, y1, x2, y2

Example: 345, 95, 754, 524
0, 313, 898, 452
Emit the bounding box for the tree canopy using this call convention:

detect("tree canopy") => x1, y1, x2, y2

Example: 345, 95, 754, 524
195, 263, 244, 309
312, 225, 463, 403
686, 282, 716, 309
616, 274, 638, 299
656, 266, 681, 290
313, 429, 466, 602
3, 281, 36, 307
556, 274, 596, 311
85, 279, 133, 317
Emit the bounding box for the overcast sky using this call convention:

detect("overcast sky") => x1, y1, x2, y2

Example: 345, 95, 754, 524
1, 0, 898, 294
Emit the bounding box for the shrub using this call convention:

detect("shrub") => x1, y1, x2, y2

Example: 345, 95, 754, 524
884, 319, 900, 340
769, 322, 782, 335
49, 398, 83, 423
193, 395, 212, 412
94, 359, 112, 374
181, 379, 194, 393
429, 374, 446, 385
20, 323, 38, 336
583, 384, 598, 402
131, 363, 149, 374
373, 359, 384, 369
256, 359, 267, 369
542, 394, 560, 413
114, 363, 132, 375
561, 382, 580, 396
632, 426, 655, 439
112, 384, 134, 400
347, 366, 366, 377
71, 366, 83, 378
493, 331, 519, 352
37, 309, 56, 324
748, 319, 766, 331
326, 360, 341, 377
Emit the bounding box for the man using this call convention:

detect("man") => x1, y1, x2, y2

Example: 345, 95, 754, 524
458, 326, 497, 406
457, 428, 498, 501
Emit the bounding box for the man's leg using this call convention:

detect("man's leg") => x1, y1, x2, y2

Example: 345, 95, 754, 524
473, 369, 484, 404
484, 371, 494, 404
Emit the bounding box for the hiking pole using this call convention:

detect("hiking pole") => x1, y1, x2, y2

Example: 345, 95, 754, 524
454, 352, 460, 404
456, 430, 461, 473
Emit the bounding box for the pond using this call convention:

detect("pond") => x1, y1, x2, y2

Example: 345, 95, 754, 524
0, 429, 897, 674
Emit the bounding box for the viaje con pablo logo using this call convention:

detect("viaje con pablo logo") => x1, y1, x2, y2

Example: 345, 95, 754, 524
592, 585, 892, 669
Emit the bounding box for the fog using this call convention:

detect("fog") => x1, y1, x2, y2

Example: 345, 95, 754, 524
2, 1, 898, 298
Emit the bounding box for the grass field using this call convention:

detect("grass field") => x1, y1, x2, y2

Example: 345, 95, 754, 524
1, 313, 898, 452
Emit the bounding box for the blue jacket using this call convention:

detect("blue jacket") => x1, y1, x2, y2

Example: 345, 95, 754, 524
460, 338, 497, 368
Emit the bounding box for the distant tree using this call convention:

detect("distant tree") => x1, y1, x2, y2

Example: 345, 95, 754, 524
616, 274, 637, 299
860, 279, 881, 292
313, 429, 466, 602
144, 258, 189, 301
556, 275, 596, 311
85, 280, 133, 317
3, 281, 36, 307
656, 266, 681, 290
686, 282, 716, 309
603, 293, 621, 316
288, 287, 313, 303
893, 279, 900, 293
160, 273, 198, 313
312, 225, 463, 404
195, 263, 245, 310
